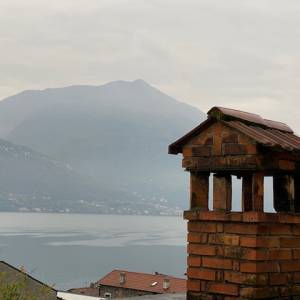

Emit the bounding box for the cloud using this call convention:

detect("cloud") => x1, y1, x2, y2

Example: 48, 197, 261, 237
0, 0, 300, 132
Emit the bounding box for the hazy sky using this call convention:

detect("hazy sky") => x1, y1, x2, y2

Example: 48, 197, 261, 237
1, 0, 300, 132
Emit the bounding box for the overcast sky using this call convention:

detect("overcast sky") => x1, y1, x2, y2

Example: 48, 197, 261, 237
1, 0, 300, 132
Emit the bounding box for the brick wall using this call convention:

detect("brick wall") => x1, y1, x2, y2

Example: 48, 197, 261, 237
185, 210, 300, 300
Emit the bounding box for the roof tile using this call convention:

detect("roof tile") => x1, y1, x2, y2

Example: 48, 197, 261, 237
169, 107, 300, 154
97, 270, 186, 294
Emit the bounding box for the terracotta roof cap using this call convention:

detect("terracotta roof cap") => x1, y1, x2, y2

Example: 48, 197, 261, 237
208, 106, 293, 133
169, 106, 297, 155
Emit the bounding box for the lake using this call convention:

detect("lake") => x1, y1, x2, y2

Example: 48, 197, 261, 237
0, 213, 187, 290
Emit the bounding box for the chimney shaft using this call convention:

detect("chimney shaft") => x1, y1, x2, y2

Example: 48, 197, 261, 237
119, 272, 126, 285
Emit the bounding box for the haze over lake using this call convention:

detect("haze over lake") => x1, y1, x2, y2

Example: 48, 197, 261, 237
0, 213, 186, 290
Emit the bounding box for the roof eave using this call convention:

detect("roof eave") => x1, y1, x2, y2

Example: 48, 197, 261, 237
168, 118, 214, 155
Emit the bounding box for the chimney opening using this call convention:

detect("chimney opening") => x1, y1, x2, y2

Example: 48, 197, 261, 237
265, 176, 275, 212
232, 175, 242, 212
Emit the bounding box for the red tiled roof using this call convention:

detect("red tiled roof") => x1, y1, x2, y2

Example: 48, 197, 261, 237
208, 107, 293, 133
97, 270, 186, 294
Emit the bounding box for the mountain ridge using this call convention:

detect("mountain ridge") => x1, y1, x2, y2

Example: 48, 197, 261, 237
0, 80, 206, 214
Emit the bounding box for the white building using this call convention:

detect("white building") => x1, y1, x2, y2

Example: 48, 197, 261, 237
58, 291, 105, 300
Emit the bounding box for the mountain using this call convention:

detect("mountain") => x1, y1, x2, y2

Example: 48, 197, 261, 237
0, 138, 117, 213
0, 80, 206, 213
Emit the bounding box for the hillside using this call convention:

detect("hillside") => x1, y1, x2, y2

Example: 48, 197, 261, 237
0, 80, 206, 213
0, 138, 120, 213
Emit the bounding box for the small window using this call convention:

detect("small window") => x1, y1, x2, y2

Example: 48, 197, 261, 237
104, 292, 112, 298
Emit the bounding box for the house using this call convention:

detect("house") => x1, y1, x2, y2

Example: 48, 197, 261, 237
0, 260, 60, 300
169, 106, 300, 299
114, 294, 186, 300
68, 287, 101, 297
69, 270, 186, 298
58, 291, 104, 300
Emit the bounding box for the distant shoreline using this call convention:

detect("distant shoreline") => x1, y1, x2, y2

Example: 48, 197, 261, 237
0, 210, 184, 218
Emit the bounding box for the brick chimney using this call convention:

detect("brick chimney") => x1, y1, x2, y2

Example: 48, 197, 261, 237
169, 107, 300, 299
119, 271, 126, 285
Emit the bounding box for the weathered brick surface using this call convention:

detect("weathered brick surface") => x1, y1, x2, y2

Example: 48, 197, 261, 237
188, 268, 216, 281
240, 236, 280, 248
269, 273, 288, 285
191, 146, 212, 157
240, 287, 279, 299
222, 134, 238, 144
178, 116, 300, 299
188, 255, 201, 267
269, 249, 292, 260
294, 273, 300, 283
240, 261, 279, 273
207, 283, 239, 296
224, 271, 267, 286
202, 257, 232, 270
294, 250, 300, 260
280, 262, 300, 272
281, 237, 300, 248
187, 279, 201, 292
185, 212, 300, 299
188, 244, 216, 256
188, 232, 208, 243
222, 144, 247, 155
188, 222, 217, 233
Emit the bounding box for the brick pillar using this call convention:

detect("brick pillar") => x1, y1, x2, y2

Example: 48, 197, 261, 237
185, 210, 300, 299
252, 172, 264, 212
190, 172, 209, 210
295, 175, 300, 213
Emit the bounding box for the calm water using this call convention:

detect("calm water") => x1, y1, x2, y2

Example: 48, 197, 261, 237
0, 213, 186, 290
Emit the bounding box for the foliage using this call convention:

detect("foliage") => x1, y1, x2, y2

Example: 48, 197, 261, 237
0, 267, 53, 300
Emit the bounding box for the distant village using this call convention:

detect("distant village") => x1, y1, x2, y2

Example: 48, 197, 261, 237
0, 260, 186, 300
4, 192, 183, 216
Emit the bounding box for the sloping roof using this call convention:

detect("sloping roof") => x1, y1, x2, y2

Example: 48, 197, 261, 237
0, 261, 60, 299
208, 107, 293, 133
121, 293, 186, 300
0, 260, 57, 292
169, 106, 300, 154
68, 287, 100, 297
224, 121, 300, 152
97, 270, 186, 294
